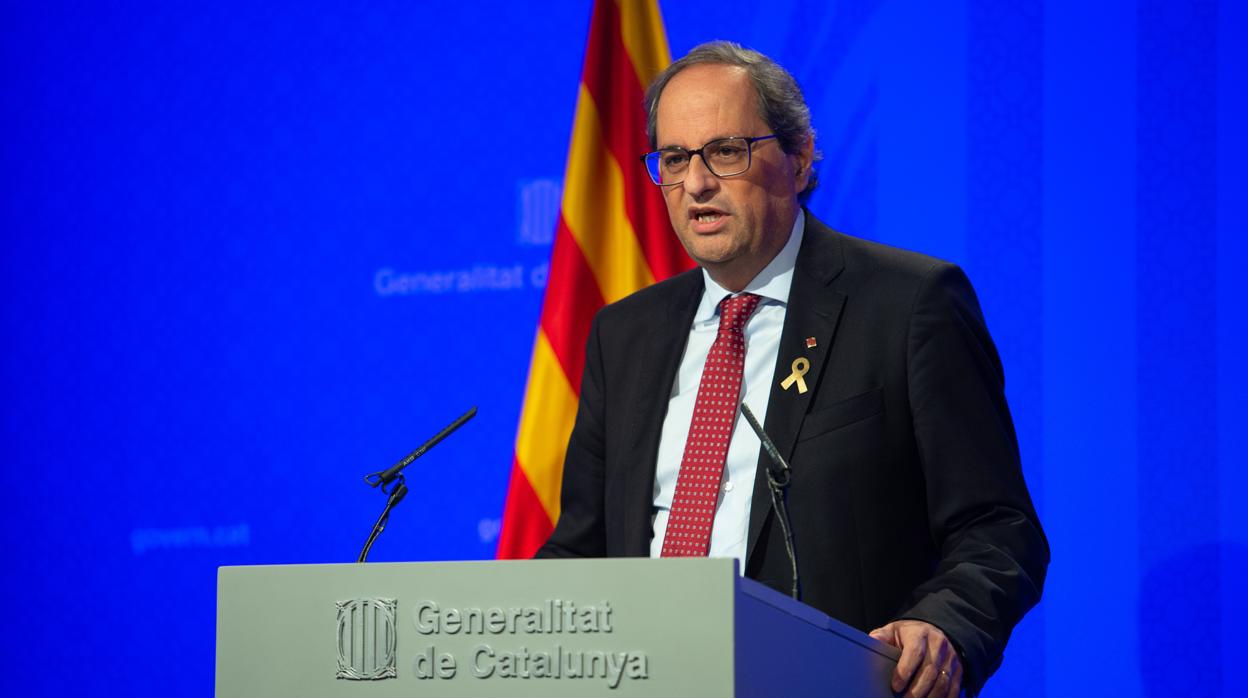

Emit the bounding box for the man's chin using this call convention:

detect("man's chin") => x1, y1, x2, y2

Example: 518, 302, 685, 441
687, 247, 738, 268
680, 233, 739, 261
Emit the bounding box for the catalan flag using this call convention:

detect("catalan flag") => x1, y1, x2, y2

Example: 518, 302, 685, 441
496, 0, 694, 558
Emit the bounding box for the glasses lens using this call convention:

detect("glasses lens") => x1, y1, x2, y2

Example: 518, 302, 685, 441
643, 151, 666, 184
704, 137, 750, 177
659, 149, 691, 184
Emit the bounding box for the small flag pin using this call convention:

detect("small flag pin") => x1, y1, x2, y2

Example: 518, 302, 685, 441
805, 337, 817, 349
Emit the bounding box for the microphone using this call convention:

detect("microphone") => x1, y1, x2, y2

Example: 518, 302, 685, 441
740, 403, 791, 484
356, 407, 477, 563
366, 406, 478, 488
740, 403, 800, 600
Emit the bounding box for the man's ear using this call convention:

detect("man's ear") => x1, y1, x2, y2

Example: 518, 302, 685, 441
794, 134, 815, 190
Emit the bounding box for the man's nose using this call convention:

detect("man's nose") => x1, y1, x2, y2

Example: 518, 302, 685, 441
682, 153, 719, 200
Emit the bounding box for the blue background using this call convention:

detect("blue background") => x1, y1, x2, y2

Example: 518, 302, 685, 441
2, 1, 1243, 695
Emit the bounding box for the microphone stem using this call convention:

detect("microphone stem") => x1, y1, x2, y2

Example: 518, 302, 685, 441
357, 479, 408, 563
767, 475, 801, 599
742, 402, 801, 600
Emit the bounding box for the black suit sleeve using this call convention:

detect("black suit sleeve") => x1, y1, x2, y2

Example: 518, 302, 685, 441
535, 315, 607, 558
896, 263, 1049, 694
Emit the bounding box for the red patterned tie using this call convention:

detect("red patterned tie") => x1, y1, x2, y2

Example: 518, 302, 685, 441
661, 293, 761, 557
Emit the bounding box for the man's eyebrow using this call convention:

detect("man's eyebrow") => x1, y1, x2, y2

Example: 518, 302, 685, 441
657, 135, 735, 151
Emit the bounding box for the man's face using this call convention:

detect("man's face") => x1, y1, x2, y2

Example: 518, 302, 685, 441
654, 63, 811, 290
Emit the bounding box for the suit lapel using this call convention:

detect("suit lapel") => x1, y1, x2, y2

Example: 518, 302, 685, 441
620, 273, 703, 556
746, 214, 847, 564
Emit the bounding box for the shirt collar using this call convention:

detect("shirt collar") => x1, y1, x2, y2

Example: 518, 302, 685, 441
695, 212, 805, 323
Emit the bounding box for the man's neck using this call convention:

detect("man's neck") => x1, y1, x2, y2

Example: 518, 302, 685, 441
708, 269, 763, 293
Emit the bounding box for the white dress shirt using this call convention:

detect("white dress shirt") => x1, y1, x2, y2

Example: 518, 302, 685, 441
649, 214, 805, 571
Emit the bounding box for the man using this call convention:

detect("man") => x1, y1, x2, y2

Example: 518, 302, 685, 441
538, 41, 1047, 697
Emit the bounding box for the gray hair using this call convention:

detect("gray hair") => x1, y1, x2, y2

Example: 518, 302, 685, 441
644, 41, 820, 200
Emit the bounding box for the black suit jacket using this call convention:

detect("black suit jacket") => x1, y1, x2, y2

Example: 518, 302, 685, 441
538, 213, 1048, 693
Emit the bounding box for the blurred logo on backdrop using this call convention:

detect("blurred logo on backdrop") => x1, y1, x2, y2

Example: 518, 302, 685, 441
372, 178, 560, 298
129, 523, 250, 556
336, 598, 399, 680
516, 178, 560, 246
374, 265, 545, 296
477, 518, 501, 544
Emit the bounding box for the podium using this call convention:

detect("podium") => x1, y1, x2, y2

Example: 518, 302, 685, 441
216, 558, 898, 697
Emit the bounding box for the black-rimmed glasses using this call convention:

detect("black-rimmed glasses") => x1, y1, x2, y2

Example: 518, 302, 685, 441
640, 135, 778, 186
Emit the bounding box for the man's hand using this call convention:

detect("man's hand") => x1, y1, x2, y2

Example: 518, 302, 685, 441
868, 620, 963, 697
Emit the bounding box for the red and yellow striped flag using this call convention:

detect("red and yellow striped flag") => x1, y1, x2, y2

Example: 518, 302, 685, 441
496, 0, 694, 558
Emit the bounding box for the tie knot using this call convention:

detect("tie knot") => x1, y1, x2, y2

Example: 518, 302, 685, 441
717, 293, 760, 335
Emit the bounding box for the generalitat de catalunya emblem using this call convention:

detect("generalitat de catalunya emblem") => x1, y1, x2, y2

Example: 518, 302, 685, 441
336, 598, 398, 680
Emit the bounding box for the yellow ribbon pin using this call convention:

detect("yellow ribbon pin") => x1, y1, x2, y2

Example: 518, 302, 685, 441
780, 357, 810, 394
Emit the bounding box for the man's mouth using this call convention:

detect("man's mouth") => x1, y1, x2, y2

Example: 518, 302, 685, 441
689, 207, 729, 228
689, 208, 729, 233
